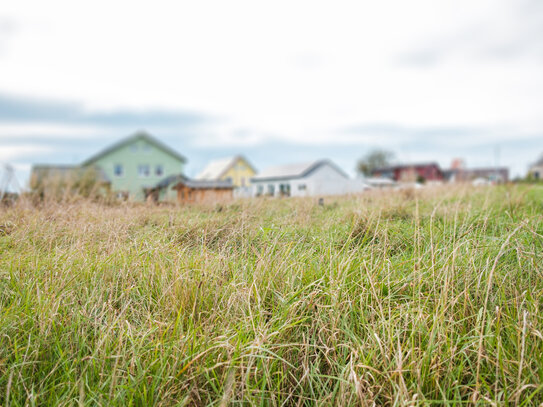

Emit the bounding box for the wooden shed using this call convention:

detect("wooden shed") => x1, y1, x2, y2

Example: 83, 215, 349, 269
172, 178, 234, 204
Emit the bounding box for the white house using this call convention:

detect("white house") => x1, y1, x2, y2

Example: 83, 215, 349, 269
528, 154, 543, 180
250, 159, 369, 197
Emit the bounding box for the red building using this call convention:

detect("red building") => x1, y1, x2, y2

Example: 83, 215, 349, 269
372, 162, 444, 182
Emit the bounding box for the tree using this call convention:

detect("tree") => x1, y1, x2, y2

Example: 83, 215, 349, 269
356, 149, 395, 176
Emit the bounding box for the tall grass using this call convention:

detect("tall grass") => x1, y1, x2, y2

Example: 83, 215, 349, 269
1, 185, 542, 405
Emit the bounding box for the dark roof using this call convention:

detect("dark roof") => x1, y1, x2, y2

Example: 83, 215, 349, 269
31, 164, 110, 183
251, 159, 348, 182
449, 167, 508, 173
373, 162, 441, 172
32, 164, 77, 172
154, 174, 188, 189
172, 178, 234, 190
143, 174, 188, 192
81, 131, 187, 166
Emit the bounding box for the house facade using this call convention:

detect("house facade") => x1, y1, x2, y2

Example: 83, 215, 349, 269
196, 155, 257, 188
251, 159, 368, 197
81, 132, 186, 201
31, 132, 187, 201
372, 163, 444, 182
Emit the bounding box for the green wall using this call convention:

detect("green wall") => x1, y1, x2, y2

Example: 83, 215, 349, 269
87, 138, 184, 201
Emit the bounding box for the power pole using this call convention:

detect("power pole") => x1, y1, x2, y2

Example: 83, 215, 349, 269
494, 145, 501, 182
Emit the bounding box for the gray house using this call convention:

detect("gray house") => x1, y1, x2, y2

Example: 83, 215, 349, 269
250, 159, 368, 197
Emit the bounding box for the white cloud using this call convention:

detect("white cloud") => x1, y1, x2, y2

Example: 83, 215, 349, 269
0, 144, 52, 162
0, 0, 541, 179
1, 1, 541, 125
0, 123, 106, 138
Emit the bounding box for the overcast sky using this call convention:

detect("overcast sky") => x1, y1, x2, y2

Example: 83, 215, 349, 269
1, 0, 542, 187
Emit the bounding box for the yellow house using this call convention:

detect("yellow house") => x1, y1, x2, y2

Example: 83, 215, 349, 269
196, 155, 257, 188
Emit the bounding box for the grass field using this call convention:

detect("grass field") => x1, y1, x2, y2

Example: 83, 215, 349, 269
1, 185, 542, 405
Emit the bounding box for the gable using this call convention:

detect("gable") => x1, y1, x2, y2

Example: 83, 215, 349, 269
304, 162, 349, 180
252, 160, 348, 182
84, 138, 185, 173
197, 155, 257, 181
221, 157, 256, 177
82, 132, 186, 167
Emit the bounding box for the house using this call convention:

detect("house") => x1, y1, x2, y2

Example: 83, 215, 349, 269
171, 177, 233, 204
81, 132, 187, 201
30, 164, 79, 188
196, 155, 257, 188
372, 162, 444, 182
29, 165, 110, 198
250, 159, 368, 197
445, 167, 509, 183
31, 131, 187, 201
442, 159, 509, 183
528, 154, 543, 180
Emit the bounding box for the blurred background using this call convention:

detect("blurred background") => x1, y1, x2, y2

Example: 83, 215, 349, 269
1, 0, 542, 192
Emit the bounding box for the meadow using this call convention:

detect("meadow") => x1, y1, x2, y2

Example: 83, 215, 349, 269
0, 185, 542, 406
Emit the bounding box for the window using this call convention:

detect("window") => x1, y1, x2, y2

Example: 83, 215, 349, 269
267, 184, 275, 196
130, 144, 138, 152
138, 165, 150, 177
298, 184, 307, 191
155, 165, 164, 176
143, 144, 152, 153
114, 164, 123, 177
256, 185, 263, 196
279, 183, 291, 197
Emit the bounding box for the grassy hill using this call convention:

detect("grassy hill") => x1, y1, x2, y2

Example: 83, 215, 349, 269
1, 185, 542, 405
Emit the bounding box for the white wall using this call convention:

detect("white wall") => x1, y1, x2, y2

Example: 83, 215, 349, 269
251, 162, 369, 197
233, 186, 252, 198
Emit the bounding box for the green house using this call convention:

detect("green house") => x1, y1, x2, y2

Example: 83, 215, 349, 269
81, 132, 187, 201
31, 132, 187, 201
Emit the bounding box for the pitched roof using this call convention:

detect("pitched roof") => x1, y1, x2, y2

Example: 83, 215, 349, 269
31, 164, 110, 183
148, 174, 233, 191
196, 155, 256, 180
153, 174, 187, 189
251, 159, 348, 181
373, 162, 441, 172
32, 164, 77, 172
533, 154, 543, 167
81, 131, 187, 166
173, 178, 234, 190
